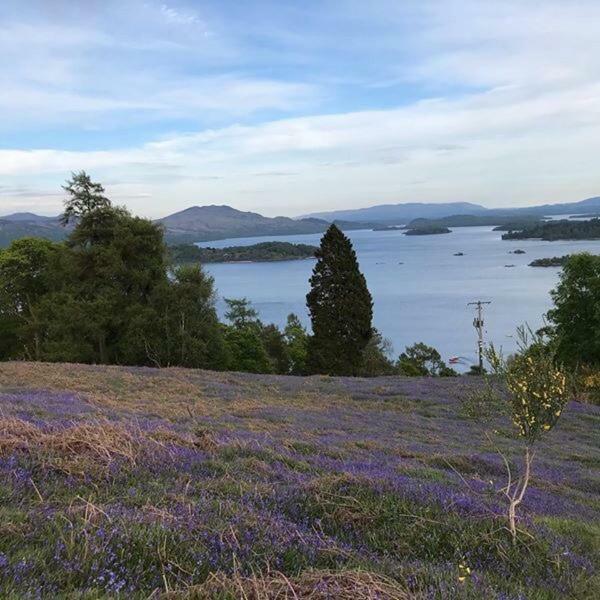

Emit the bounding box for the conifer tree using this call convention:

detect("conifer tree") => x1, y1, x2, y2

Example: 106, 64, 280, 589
306, 225, 373, 375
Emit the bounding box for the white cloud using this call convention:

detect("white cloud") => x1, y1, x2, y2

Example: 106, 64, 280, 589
1, 0, 600, 216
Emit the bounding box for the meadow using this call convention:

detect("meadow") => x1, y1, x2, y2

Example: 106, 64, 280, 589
0, 362, 598, 598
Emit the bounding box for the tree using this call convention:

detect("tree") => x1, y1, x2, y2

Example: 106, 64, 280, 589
224, 298, 260, 329
225, 327, 272, 373
306, 225, 373, 376
123, 265, 228, 369
284, 313, 309, 375
34, 173, 169, 365
0, 238, 64, 359
487, 329, 570, 544
547, 253, 600, 367
61, 171, 111, 225
261, 324, 291, 374
397, 342, 456, 377
359, 329, 396, 376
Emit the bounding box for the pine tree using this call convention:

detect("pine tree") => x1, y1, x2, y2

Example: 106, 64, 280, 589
306, 225, 373, 375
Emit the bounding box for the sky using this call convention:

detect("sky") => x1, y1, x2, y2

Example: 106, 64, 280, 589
1, 0, 600, 218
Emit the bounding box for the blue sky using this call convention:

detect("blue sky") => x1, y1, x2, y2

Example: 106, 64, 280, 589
1, 0, 600, 217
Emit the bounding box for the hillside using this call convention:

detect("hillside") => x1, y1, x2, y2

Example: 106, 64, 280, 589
157, 205, 371, 244
0, 362, 597, 598
0, 217, 69, 247
303, 202, 487, 223
302, 196, 600, 224
0, 206, 370, 248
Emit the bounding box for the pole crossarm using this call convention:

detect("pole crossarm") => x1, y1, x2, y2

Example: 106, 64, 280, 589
467, 300, 491, 371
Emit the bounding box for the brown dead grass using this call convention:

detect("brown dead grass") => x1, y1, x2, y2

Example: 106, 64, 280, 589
0, 417, 144, 476
0, 417, 217, 477
0, 362, 343, 422
162, 569, 412, 599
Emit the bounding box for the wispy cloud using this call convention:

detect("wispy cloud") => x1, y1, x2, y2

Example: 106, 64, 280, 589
1, 0, 600, 216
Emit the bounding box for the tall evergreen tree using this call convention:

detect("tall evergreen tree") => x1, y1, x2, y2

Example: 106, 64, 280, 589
306, 225, 373, 375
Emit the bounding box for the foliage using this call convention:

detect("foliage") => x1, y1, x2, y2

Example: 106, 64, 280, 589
306, 225, 373, 376
124, 266, 228, 369
61, 170, 111, 225
403, 226, 451, 235
224, 297, 260, 330
547, 253, 600, 368
359, 329, 396, 376
169, 241, 317, 264
0, 238, 65, 359
576, 369, 600, 405
397, 342, 457, 377
486, 327, 571, 542
528, 255, 571, 267
260, 324, 291, 374
487, 328, 569, 443
283, 314, 309, 375
224, 327, 273, 373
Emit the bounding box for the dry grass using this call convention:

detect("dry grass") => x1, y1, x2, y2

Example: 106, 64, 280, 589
0, 417, 218, 477
0, 417, 144, 476
162, 569, 413, 599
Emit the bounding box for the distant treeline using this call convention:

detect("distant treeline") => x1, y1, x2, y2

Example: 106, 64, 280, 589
169, 242, 317, 264
404, 226, 451, 236
407, 214, 543, 230
503, 218, 600, 241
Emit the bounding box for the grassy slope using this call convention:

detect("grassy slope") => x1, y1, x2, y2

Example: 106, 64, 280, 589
0, 362, 598, 599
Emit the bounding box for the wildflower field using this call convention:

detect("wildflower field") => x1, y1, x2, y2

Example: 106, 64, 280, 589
0, 362, 598, 598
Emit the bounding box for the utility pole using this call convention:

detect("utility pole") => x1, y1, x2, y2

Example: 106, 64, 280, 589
467, 300, 491, 372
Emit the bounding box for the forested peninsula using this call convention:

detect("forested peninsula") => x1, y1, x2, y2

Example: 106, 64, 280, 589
502, 218, 600, 240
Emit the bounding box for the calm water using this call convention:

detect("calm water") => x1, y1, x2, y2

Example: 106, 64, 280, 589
199, 227, 600, 368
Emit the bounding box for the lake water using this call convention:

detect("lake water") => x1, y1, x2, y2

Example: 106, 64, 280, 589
199, 227, 600, 368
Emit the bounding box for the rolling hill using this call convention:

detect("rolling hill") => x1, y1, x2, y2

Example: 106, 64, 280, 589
0, 361, 598, 598
157, 205, 371, 243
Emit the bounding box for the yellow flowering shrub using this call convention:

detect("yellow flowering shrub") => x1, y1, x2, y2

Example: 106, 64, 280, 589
504, 351, 568, 442
578, 369, 600, 405
487, 328, 570, 443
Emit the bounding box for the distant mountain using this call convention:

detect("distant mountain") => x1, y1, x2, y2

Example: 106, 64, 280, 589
1, 212, 59, 223
302, 202, 488, 224
506, 196, 600, 216
0, 218, 68, 247
302, 197, 600, 224
3, 196, 600, 248
157, 205, 371, 243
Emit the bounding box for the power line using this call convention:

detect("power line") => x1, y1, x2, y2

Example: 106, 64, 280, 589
467, 300, 491, 372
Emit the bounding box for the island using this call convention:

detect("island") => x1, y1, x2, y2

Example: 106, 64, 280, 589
372, 225, 404, 231
407, 215, 543, 229
169, 241, 318, 264
404, 226, 451, 236
502, 218, 600, 240
529, 256, 570, 267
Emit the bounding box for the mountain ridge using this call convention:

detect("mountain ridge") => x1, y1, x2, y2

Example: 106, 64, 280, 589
3, 196, 600, 247
301, 196, 600, 223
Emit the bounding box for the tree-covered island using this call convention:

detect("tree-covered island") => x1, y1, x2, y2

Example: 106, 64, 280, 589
169, 241, 318, 264
404, 226, 451, 236
502, 218, 600, 240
